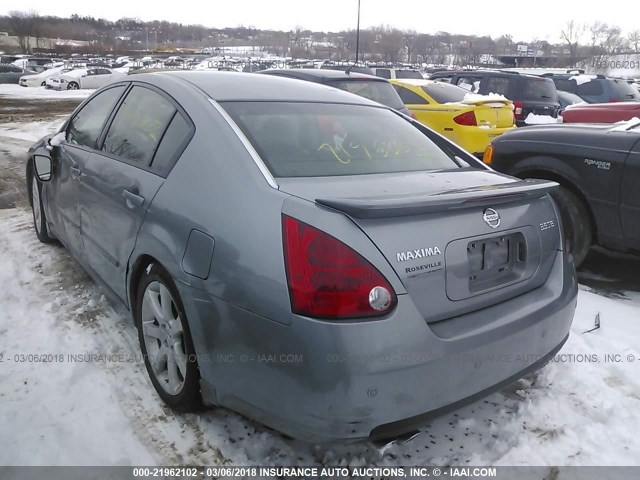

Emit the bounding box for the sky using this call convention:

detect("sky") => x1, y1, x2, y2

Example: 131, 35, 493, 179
2, 0, 639, 43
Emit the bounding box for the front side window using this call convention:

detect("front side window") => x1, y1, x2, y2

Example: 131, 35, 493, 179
102, 86, 176, 165
221, 102, 459, 178
67, 85, 126, 149
376, 69, 391, 79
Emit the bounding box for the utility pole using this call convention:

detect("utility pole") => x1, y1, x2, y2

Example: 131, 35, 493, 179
355, 0, 361, 63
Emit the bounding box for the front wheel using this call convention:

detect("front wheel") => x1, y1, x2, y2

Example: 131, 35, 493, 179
67, 82, 79, 90
30, 174, 56, 243
550, 186, 592, 268
136, 264, 202, 412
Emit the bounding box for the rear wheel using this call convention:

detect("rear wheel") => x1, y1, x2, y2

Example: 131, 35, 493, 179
550, 186, 592, 267
67, 82, 79, 90
135, 264, 202, 412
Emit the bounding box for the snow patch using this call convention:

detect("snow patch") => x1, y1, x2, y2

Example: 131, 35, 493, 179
524, 113, 562, 125
609, 117, 640, 132
569, 75, 598, 86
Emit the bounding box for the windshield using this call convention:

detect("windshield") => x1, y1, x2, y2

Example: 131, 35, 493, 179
326, 79, 406, 111
611, 80, 640, 101
221, 102, 459, 178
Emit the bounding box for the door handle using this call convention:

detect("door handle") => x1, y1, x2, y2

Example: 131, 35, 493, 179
70, 166, 81, 177
122, 189, 145, 208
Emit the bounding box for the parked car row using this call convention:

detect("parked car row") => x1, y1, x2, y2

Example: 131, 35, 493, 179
428, 69, 640, 125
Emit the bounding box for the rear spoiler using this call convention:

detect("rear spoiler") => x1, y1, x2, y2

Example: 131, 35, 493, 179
316, 179, 558, 219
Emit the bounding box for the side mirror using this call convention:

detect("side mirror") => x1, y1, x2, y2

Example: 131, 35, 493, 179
34, 154, 53, 182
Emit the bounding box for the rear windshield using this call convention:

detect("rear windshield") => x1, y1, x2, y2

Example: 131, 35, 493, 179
611, 79, 640, 101
396, 70, 423, 79
422, 82, 468, 103
521, 78, 558, 101
221, 102, 459, 178
326, 79, 406, 111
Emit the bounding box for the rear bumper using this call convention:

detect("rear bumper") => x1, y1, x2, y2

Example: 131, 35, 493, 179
446, 126, 515, 156
184, 249, 577, 443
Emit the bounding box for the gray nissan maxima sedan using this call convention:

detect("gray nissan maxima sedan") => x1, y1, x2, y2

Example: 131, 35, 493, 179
27, 71, 577, 442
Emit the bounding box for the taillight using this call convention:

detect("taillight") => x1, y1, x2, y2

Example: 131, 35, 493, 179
453, 111, 477, 126
483, 144, 494, 165
513, 101, 523, 120
282, 215, 397, 319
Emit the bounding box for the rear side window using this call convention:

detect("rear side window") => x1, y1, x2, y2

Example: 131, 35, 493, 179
394, 85, 428, 105
67, 85, 126, 149
456, 76, 482, 93
396, 70, 423, 79
103, 86, 176, 165
151, 113, 192, 175
221, 102, 459, 177
327, 79, 405, 111
521, 78, 558, 101
422, 83, 467, 103
376, 69, 391, 79
576, 80, 604, 97
486, 76, 512, 96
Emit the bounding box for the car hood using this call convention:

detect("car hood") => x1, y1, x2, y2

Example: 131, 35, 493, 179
492, 123, 640, 149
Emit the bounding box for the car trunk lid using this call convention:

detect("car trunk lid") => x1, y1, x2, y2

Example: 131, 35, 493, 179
279, 170, 562, 323
458, 98, 515, 129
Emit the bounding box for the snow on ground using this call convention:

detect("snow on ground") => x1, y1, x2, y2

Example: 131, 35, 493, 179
0, 211, 155, 465
0, 120, 65, 143
0, 84, 93, 99
1, 119, 640, 466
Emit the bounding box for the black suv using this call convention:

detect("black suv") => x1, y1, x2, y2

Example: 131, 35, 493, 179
431, 70, 560, 127
541, 73, 640, 104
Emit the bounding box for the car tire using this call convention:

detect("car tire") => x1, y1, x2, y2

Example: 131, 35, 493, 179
135, 263, 202, 412
67, 82, 79, 90
30, 173, 56, 243
550, 186, 592, 267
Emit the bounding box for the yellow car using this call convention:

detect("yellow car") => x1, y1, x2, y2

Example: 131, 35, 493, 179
390, 79, 516, 155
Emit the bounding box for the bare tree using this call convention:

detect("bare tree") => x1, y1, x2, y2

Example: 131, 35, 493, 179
372, 25, 404, 62
403, 29, 418, 64
30, 11, 42, 51
629, 30, 640, 53
7, 10, 33, 53
561, 20, 585, 65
